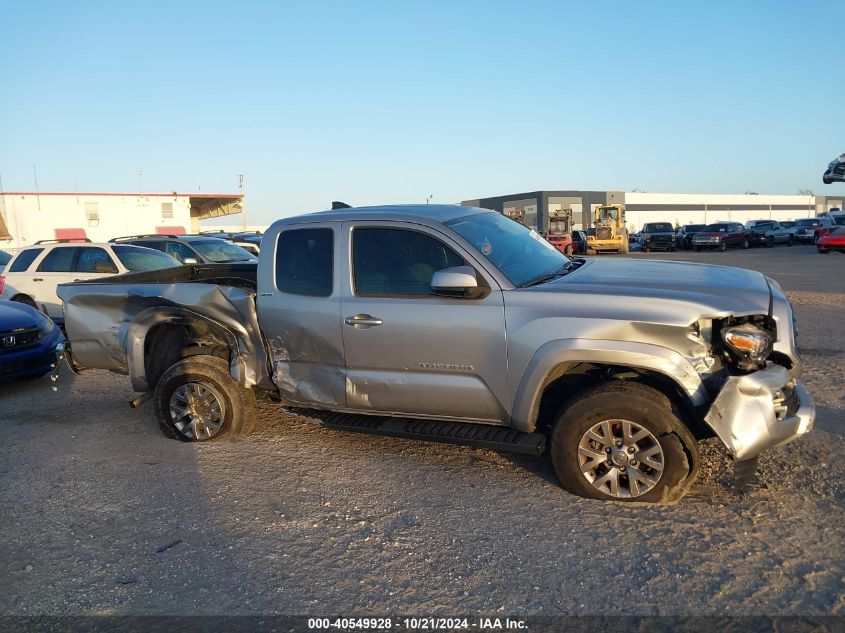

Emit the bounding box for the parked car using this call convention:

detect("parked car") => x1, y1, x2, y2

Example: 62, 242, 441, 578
639, 222, 677, 252
676, 224, 707, 250
816, 227, 845, 254
779, 220, 797, 236
822, 154, 845, 184
0, 240, 180, 320
745, 221, 793, 247
0, 250, 12, 271
58, 204, 814, 504
230, 232, 262, 256
691, 222, 748, 251
572, 230, 588, 254
111, 234, 257, 265
793, 218, 834, 244
0, 300, 64, 381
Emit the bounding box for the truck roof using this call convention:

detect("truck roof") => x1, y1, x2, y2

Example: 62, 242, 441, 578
270, 204, 491, 230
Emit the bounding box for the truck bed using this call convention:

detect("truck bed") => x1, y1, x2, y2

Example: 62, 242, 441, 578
56, 263, 273, 390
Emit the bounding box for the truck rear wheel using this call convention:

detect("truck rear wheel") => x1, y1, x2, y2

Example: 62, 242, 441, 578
549, 382, 699, 503
154, 355, 256, 442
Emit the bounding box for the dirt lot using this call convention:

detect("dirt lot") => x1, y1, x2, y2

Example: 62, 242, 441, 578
2, 245, 844, 617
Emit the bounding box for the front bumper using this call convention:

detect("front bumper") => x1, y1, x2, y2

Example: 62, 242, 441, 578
0, 327, 65, 381
704, 364, 815, 461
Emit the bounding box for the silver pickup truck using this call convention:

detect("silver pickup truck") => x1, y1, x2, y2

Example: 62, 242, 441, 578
57, 205, 815, 503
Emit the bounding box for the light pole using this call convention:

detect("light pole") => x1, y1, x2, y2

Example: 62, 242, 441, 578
239, 174, 246, 230
426, 194, 433, 205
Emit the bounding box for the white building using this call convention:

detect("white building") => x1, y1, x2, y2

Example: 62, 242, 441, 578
463, 190, 845, 233
0, 191, 244, 248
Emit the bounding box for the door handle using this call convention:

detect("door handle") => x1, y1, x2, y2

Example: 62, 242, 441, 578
344, 314, 383, 328
33, 278, 44, 282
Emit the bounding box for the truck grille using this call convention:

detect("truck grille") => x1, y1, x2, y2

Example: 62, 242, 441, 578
596, 227, 613, 240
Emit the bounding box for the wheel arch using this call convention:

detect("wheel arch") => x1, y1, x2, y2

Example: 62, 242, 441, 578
510, 340, 710, 436
128, 307, 245, 392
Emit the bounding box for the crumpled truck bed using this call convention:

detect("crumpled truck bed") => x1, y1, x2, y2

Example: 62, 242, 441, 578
56, 263, 275, 391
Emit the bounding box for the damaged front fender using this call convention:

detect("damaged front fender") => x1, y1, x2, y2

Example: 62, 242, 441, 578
704, 364, 815, 461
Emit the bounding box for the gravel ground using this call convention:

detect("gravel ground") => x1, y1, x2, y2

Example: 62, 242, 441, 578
1, 245, 844, 617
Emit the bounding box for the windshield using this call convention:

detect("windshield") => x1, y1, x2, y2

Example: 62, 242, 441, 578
704, 224, 730, 232
753, 223, 773, 230
780, 221, 795, 228
685, 224, 706, 232
112, 245, 181, 271
796, 219, 820, 227
834, 216, 845, 226
446, 212, 568, 287
191, 239, 255, 262
644, 223, 673, 232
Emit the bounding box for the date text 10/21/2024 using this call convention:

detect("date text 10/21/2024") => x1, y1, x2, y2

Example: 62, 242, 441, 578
307, 617, 528, 630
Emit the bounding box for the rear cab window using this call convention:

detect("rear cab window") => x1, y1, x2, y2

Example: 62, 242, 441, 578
275, 228, 333, 296
8, 248, 44, 272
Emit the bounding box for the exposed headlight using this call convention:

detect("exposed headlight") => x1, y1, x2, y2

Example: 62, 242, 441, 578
721, 323, 773, 366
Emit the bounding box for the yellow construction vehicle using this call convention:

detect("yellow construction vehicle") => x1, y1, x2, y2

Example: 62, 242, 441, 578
586, 204, 629, 254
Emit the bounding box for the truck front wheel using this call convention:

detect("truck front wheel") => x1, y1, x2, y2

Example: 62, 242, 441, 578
154, 355, 256, 441
549, 382, 699, 503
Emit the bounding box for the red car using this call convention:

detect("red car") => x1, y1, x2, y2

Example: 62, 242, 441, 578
817, 227, 845, 254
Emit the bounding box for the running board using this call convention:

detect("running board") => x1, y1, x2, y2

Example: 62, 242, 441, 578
286, 408, 547, 456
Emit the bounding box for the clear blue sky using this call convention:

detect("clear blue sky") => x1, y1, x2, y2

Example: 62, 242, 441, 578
1, 0, 843, 223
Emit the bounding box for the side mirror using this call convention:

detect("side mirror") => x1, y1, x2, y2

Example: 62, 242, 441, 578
431, 266, 487, 299
183, 257, 198, 265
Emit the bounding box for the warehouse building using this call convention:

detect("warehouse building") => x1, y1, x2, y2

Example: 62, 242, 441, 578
0, 191, 244, 248
462, 190, 845, 234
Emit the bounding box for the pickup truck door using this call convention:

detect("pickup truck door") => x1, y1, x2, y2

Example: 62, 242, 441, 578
256, 223, 348, 407
338, 221, 509, 423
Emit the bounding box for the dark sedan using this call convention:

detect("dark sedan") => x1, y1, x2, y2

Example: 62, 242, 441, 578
0, 300, 64, 381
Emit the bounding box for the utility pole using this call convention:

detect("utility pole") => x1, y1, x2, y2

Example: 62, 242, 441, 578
239, 174, 246, 230
138, 169, 143, 193
33, 165, 41, 211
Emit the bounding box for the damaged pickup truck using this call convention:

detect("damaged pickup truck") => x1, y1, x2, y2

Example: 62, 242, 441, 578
56, 204, 815, 502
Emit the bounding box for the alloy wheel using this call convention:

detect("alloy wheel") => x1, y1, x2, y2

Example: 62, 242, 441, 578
169, 382, 226, 440
577, 419, 665, 498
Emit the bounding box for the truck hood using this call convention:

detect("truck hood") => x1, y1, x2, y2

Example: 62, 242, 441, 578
536, 258, 772, 318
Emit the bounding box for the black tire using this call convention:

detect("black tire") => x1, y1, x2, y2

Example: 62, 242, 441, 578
12, 295, 40, 311
644, 246, 651, 253
549, 382, 699, 503
694, 246, 701, 252
787, 235, 794, 246
719, 241, 727, 252
818, 248, 828, 254
767, 236, 774, 248
154, 355, 256, 442
742, 238, 749, 249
